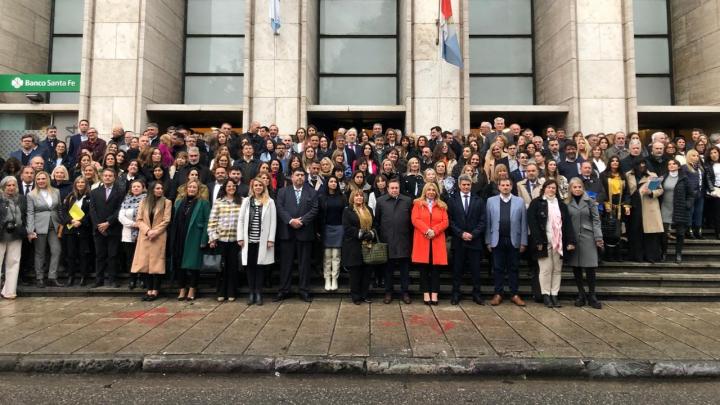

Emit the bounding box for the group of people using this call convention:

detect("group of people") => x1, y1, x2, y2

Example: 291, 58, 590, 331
0, 117, 715, 309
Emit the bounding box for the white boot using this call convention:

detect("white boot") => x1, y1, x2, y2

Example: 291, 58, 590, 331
325, 277, 332, 291
323, 249, 332, 291
331, 248, 340, 290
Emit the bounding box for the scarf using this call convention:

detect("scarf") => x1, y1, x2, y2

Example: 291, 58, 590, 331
545, 196, 563, 255
121, 192, 146, 240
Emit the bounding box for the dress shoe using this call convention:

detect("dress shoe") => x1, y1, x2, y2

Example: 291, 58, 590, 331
383, 292, 392, 304
431, 300, 439, 306
450, 295, 460, 305
228, 297, 236, 302
574, 294, 586, 307
543, 294, 552, 308
141, 294, 151, 301
247, 294, 255, 305
587, 294, 602, 309
675, 254, 682, 263
423, 300, 431, 306
273, 292, 287, 302
255, 293, 263, 306
489, 294, 503, 306
35, 280, 45, 288
550, 295, 562, 308
217, 297, 226, 303
402, 293, 412, 304
510, 295, 526, 307
363, 298, 372, 304
49, 279, 64, 288
177, 289, 187, 301
472, 295, 484, 305
187, 288, 196, 301
353, 300, 361, 305
300, 292, 312, 303
147, 294, 158, 302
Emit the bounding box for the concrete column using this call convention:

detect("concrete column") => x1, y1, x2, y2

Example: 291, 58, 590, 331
249, 0, 302, 134
671, 0, 720, 106
411, 0, 464, 136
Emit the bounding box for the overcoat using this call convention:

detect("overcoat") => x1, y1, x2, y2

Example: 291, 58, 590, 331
626, 171, 664, 234
565, 195, 603, 268
131, 198, 172, 274
410, 200, 449, 265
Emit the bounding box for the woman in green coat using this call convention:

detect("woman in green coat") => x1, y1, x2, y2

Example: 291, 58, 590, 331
171, 179, 210, 301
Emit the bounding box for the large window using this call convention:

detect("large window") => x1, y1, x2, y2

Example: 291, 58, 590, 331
318, 0, 397, 105
469, 0, 534, 105
634, 0, 672, 105
184, 0, 245, 104
49, 0, 84, 103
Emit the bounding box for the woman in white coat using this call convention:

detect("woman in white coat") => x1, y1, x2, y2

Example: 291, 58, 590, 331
237, 177, 276, 306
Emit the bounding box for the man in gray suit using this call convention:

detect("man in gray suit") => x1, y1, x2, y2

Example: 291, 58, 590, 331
485, 178, 527, 306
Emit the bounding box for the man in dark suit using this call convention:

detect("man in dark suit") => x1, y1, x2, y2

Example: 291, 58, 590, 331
67, 119, 89, 165
275, 167, 319, 302
18, 166, 35, 285
10, 134, 43, 166
374, 177, 413, 304
39, 126, 59, 160
448, 175, 487, 305
89, 168, 124, 288
207, 166, 227, 206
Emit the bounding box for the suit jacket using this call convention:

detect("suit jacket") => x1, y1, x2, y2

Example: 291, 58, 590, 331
9, 148, 43, 165
276, 184, 319, 241
485, 195, 528, 249
67, 133, 84, 165
89, 183, 125, 236
343, 146, 357, 167
25, 189, 62, 235
515, 177, 545, 207
19, 182, 35, 196
448, 192, 486, 251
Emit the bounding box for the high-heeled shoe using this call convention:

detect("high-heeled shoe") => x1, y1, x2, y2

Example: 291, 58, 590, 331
187, 288, 196, 301
177, 289, 187, 301
431, 300, 439, 306
423, 300, 431, 306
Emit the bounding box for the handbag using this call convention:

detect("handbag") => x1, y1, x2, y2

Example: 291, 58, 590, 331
600, 186, 623, 243
361, 232, 388, 265
201, 249, 223, 272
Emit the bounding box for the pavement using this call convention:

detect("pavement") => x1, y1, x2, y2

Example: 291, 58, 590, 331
2, 296, 720, 377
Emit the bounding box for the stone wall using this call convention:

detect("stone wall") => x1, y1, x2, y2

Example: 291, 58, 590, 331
671, 0, 720, 106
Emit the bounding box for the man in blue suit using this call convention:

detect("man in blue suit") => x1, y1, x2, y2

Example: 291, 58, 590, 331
275, 167, 319, 302
67, 119, 90, 166
9, 134, 43, 166
448, 174, 486, 305
485, 178, 527, 306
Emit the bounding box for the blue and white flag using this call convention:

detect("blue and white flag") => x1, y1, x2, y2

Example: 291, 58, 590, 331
440, 0, 463, 68
270, 0, 281, 35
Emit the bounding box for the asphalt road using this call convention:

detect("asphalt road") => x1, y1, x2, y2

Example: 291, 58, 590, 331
1, 373, 719, 404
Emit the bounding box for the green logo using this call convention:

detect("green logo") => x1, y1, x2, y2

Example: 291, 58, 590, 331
0, 74, 81, 92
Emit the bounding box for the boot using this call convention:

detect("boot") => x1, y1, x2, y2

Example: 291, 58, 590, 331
247, 293, 255, 305
324, 277, 332, 291
695, 227, 704, 240
330, 277, 338, 291
323, 252, 332, 291
542, 294, 552, 308
255, 292, 263, 306
575, 293, 586, 307
550, 295, 562, 308
588, 293, 602, 309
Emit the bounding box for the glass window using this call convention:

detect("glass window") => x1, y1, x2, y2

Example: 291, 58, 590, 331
318, 0, 397, 105
320, 0, 396, 35
320, 38, 395, 74
186, 38, 244, 74
49, 92, 80, 104
319, 77, 396, 105
470, 77, 533, 105
185, 76, 244, 104
187, 0, 245, 35
51, 37, 82, 73
637, 77, 672, 105
635, 38, 670, 74
53, 0, 84, 34
633, 0, 668, 35
469, 0, 531, 35
469, 38, 532, 74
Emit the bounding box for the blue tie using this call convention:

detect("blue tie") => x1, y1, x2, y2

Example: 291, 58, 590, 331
295, 189, 301, 205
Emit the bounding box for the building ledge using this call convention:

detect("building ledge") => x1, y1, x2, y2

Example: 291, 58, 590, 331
0, 104, 79, 112
145, 104, 246, 112
469, 105, 570, 113
307, 105, 406, 113
637, 105, 720, 114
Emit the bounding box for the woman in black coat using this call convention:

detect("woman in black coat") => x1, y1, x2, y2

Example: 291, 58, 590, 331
527, 180, 576, 308
58, 176, 92, 286
660, 159, 694, 263
342, 189, 376, 305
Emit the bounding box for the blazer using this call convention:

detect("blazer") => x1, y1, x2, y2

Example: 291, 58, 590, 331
25, 188, 62, 235
526, 197, 576, 260
237, 197, 277, 265
484, 195, 528, 249
89, 183, 125, 236
276, 184, 319, 241
9, 148, 43, 165
67, 133, 84, 165
448, 192, 486, 251
515, 177, 545, 207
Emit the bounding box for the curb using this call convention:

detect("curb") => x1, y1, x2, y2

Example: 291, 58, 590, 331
5, 354, 720, 378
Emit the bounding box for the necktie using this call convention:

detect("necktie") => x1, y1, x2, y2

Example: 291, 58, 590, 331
521, 171, 525, 179
295, 189, 301, 205
25, 184, 30, 194
463, 194, 469, 213
529, 182, 534, 194
105, 187, 111, 201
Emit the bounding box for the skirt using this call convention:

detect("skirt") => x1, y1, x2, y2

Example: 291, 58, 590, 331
324, 224, 343, 248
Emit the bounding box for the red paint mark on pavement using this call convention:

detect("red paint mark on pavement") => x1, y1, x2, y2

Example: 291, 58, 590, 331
406, 314, 455, 335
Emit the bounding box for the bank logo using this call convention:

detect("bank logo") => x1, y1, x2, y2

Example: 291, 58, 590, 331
11, 77, 23, 89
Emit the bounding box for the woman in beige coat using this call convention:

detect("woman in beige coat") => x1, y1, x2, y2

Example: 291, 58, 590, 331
131, 181, 172, 301
626, 158, 664, 263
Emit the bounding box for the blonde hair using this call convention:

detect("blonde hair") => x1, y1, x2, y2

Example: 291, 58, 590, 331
564, 177, 586, 204
249, 177, 270, 205
414, 182, 447, 209
686, 150, 700, 173
51, 165, 69, 180
349, 189, 372, 230
31, 171, 57, 196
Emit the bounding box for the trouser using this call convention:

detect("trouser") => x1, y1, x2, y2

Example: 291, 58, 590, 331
20, 239, 34, 281
34, 229, 61, 281
176, 265, 200, 289
94, 233, 121, 282
572, 267, 597, 295
524, 251, 541, 300
348, 265, 371, 301
279, 240, 312, 294
217, 241, 238, 299
0, 240, 22, 298
492, 237, 519, 295
323, 248, 340, 281
662, 223, 687, 257
451, 244, 482, 296
690, 194, 705, 229
123, 242, 139, 283
384, 258, 410, 293
538, 248, 563, 296
143, 274, 162, 290
709, 196, 720, 234
246, 242, 265, 292
419, 264, 441, 293
65, 233, 91, 279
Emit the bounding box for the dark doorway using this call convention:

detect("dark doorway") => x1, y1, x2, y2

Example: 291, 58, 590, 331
307, 111, 405, 140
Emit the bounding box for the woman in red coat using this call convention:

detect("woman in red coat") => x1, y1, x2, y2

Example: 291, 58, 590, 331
411, 182, 449, 305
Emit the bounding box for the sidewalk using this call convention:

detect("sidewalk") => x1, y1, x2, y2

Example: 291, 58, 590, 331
2, 297, 720, 377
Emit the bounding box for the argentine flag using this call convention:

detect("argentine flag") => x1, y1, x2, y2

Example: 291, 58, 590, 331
270, 0, 281, 35
440, 0, 463, 68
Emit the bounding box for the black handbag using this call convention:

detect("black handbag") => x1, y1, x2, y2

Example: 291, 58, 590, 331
201, 248, 223, 272
601, 186, 623, 244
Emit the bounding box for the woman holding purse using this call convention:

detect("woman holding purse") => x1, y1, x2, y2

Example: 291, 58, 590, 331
237, 178, 276, 306
172, 179, 210, 301
599, 156, 630, 261
59, 177, 93, 287
411, 182, 449, 306
342, 189, 376, 305
207, 180, 243, 302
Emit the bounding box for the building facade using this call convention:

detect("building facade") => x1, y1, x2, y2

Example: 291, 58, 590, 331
1, 0, 720, 148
